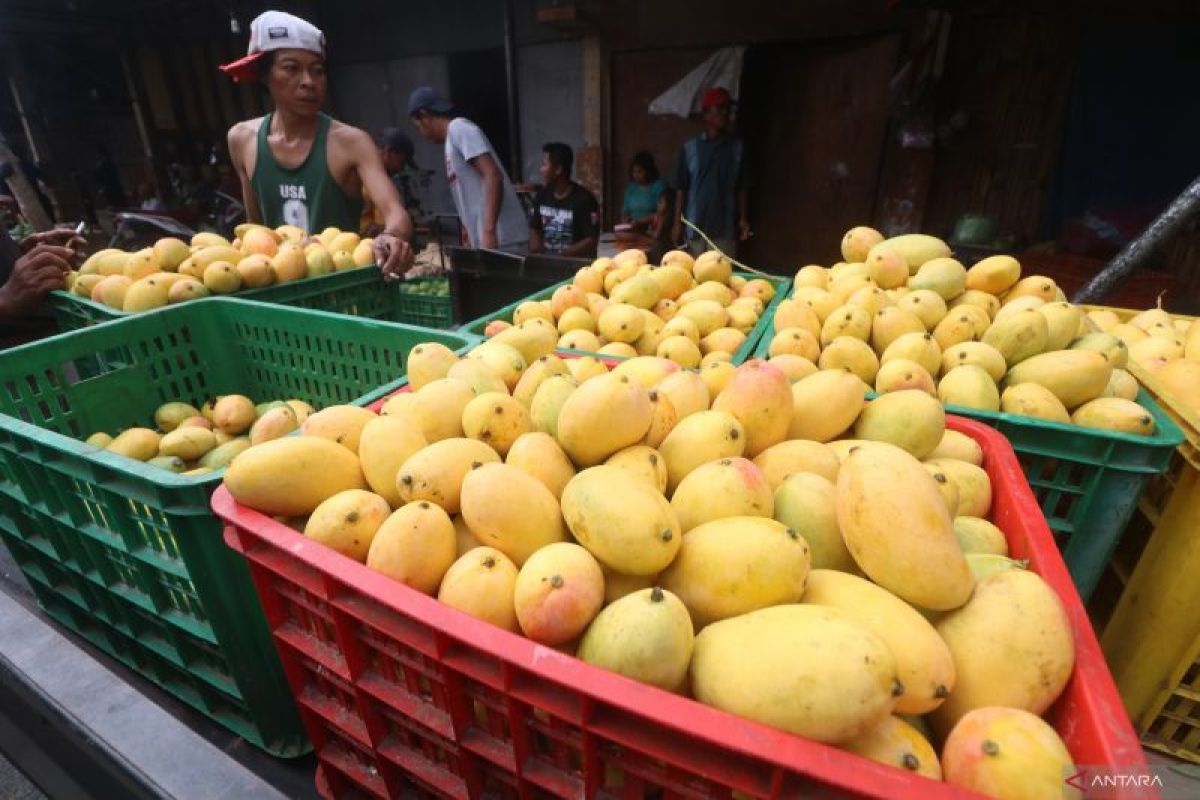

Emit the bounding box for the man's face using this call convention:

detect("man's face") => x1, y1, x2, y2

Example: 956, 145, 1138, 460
704, 102, 732, 132
538, 153, 558, 186
266, 49, 326, 114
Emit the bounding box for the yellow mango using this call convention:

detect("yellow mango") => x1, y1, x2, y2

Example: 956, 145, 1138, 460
438, 547, 520, 632
942, 707, 1079, 800
224, 437, 366, 516
1004, 350, 1111, 409
447, 357, 508, 398
654, 370, 710, 420
1000, 382, 1071, 423
927, 429, 983, 465
1071, 397, 1155, 436
821, 305, 873, 346
773, 472, 855, 572
965, 255, 1021, 296
710, 360, 792, 457
505, 431, 575, 498
818, 336, 880, 384
304, 489, 391, 561
1003, 274, 1059, 304
941, 341, 1007, 382
491, 322, 558, 364
459, 462, 565, 565
670, 457, 773, 533
1069, 331, 1129, 369
358, 414, 427, 508
938, 364, 1000, 412
926, 458, 992, 518
468, 342, 527, 390
874, 234, 952, 273
577, 587, 694, 691
413, 378, 475, 442
301, 404, 376, 454
106, 428, 161, 461
981, 308, 1049, 365
659, 410, 746, 492
875, 359, 936, 395
953, 516, 1008, 556
158, 426, 217, 460
841, 716, 941, 780
1037, 302, 1083, 351
396, 438, 501, 514
513, 542, 605, 644
909, 257, 966, 301
529, 374, 579, 439
461, 392, 531, 456
773, 297, 822, 338
853, 390, 945, 459
198, 438, 251, 469
556, 372, 653, 466
248, 405, 298, 446
841, 225, 885, 262
406, 342, 460, 391
366, 500, 457, 594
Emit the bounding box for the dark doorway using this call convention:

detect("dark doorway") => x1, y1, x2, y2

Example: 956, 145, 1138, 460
447, 48, 514, 175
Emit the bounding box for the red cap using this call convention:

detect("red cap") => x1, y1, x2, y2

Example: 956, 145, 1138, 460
701, 87, 734, 110
219, 52, 266, 83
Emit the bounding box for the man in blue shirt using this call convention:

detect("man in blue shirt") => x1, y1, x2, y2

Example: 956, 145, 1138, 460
671, 87, 752, 256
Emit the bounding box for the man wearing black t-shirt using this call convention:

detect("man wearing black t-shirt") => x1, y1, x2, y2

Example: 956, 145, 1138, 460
529, 142, 599, 258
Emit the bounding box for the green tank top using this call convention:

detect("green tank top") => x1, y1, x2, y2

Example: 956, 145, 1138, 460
251, 112, 363, 233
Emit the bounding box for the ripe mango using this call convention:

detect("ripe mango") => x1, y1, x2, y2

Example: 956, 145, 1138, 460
654, 370, 709, 421
438, 547, 519, 632
249, 405, 299, 446
693, 251, 732, 284
1037, 302, 1083, 351
1071, 397, 1154, 436
965, 255, 1021, 296
366, 500, 457, 594
657, 335, 702, 367
821, 305, 873, 346
676, 299, 728, 337
198, 437, 251, 469
691, 605, 898, 743
605, 445, 668, 493
529, 374, 579, 439
853, 390, 945, 459
1003, 275, 1059, 304
965, 553, 1027, 581
927, 458, 992, 518
577, 587, 694, 691
556, 372, 653, 466
932, 310, 979, 352
818, 336, 880, 384
153, 401, 200, 432
1069, 331, 1128, 368
491, 323, 557, 365
804, 569, 955, 714
358, 414, 427, 507
468, 342, 526, 390
786, 369, 865, 443
159, 426, 217, 460
938, 365, 1000, 412
876, 359, 936, 395
212, 394, 256, 435
710, 360, 791, 457
85, 432, 114, 448
670, 457, 773, 532
880, 331, 942, 377
981, 308, 1049, 366
1000, 383, 1071, 423
953, 517, 1008, 556
396, 438, 500, 514
106, 428, 161, 461
92, 275, 133, 309
304, 489, 391, 562
909, 257, 966, 301
765, 353, 818, 383
452, 514, 481, 557
773, 472, 855, 572
1155, 359, 1200, 414
659, 410, 746, 492
773, 298, 822, 338
941, 707, 1080, 800
301, 404, 376, 454
560, 465, 681, 575
513, 542, 604, 644
753, 439, 840, 488
992, 294, 1044, 323
460, 462, 565, 565
558, 329, 601, 352
924, 463, 961, 516
597, 303, 646, 344
928, 429, 983, 465
147, 456, 186, 473
1004, 350, 1111, 409
842, 225, 885, 262
866, 245, 909, 289
842, 715, 941, 780
406, 342, 460, 391
379, 392, 417, 419
610, 273, 661, 310
931, 569, 1074, 734
660, 517, 810, 628
897, 290, 948, 332
413, 378, 475, 442
224, 436, 366, 516
871, 306, 927, 353
1129, 335, 1184, 366
506, 432, 575, 498
461, 392, 531, 456
836, 442, 972, 610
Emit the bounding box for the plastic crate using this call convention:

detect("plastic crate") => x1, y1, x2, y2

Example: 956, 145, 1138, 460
0, 298, 475, 756
462, 273, 791, 366
49, 267, 456, 332
214, 416, 1145, 799
753, 296, 1184, 601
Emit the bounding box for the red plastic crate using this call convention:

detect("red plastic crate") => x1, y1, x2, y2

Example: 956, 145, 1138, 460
213, 416, 1148, 799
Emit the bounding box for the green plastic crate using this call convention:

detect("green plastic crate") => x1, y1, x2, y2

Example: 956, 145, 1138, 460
50, 267, 455, 332
751, 297, 1183, 598
462, 273, 790, 365
0, 298, 475, 756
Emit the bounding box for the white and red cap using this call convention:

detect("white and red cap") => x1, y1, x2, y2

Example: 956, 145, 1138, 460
219, 11, 325, 83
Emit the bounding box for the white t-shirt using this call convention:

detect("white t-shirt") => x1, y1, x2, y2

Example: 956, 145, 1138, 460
444, 118, 529, 248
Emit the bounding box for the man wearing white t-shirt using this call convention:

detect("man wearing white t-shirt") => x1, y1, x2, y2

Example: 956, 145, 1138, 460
408, 87, 529, 250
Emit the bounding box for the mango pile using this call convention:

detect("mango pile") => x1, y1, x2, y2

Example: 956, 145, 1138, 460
763, 226, 1159, 437
482, 248, 778, 368
223, 343, 1082, 798
65, 225, 373, 313
1096, 303, 1200, 418
85, 395, 315, 474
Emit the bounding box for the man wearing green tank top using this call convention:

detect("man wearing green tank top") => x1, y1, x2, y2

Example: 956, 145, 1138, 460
221, 11, 414, 277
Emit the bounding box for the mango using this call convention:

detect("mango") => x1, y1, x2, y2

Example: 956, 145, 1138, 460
558, 329, 601, 352
85, 432, 114, 448
954, 516, 1008, 556
366, 500, 457, 594
158, 426, 217, 461
659, 410, 746, 492
406, 342, 459, 391
654, 370, 710, 420
460, 462, 565, 565
670, 457, 773, 532
931, 569, 1074, 734
596, 302, 645, 344
529, 374, 579, 438
941, 707, 1080, 800
396, 438, 500, 514
91, 274, 134, 309
965, 553, 1027, 581
1156, 359, 1200, 414
358, 414, 427, 508
506, 432, 575, 498
818, 336, 880, 384
803, 569, 955, 715
765, 353, 818, 383
1037, 302, 1083, 351
412, 378, 475, 442
699, 359, 736, 397
452, 514, 481, 557
965, 255, 1021, 295
211, 394, 255, 435
693, 250, 732, 284
928, 429, 983, 465
248, 405, 298, 446
514, 299, 553, 326
1003, 274, 1059, 304
837, 442, 972, 610
981, 308, 1049, 366
842, 226, 885, 262
1129, 335, 1184, 366
304, 245, 334, 278
782, 370, 864, 443
842, 716, 941, 780
820, 305, 872, 346
1000, 383, 1071, 423
304, 489, 391, 562
753, 440, 839, 489
927, 458, 992, 518
709, 360, 791, 457
600, 566, 658, 604
773, 298, 822, 338
875, 359, 936, 395
438, 547, 520, 632
379, 392, 417, 419
772, 472, 855, 572
491, 323, 557, 365
460, 392, 531, 456
938, 365, 1000, 412
661, 516, 810, 628
880, 330, 941, 376
1004, 350, 1111, 409
198, 437, 251, 469
865, 245, 909, 289
640, 390, 678, 449
1070, 332, 1128, 369
560, 465, 681, 575
925, 462, 961, 516
1071, 397, 1154, 436
300, 404, 375, 454
153, 401, 200, 432
513, 542, 604, 644
870, 306, 926, 353
909, 257, 966, 301
656, 335, 702, 367
691, 605, 898, 743
468, 342, 527, 390
606, 445, 669, 494
556, 372, 652, 466
148, 456, 187, 473
224, 437, 365, 516
106, 428, 161, 461
853, 390, 945, 459
577, 587, 694, 691
1109, 322, 1148, 346
932, 310, 980, 351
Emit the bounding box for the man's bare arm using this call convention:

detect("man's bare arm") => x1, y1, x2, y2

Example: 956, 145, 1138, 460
468, 152, 504, 249
227, 124, 263, 225
343, 128, 414, 277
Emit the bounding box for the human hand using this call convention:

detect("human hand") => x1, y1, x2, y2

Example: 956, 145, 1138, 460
479, 228, 498, 249
0, 244, 71, 314
375, 231, 414, 282
22, 228, 86, 264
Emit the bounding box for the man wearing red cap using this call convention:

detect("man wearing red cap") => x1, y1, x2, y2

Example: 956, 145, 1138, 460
671, 86, 752, 256
222, 11, 413, 277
